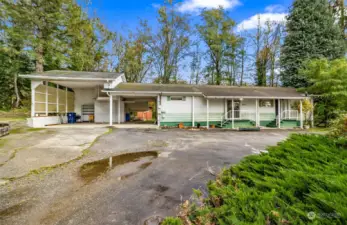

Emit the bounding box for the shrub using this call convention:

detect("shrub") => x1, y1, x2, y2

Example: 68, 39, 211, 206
161, 217, 183, 225
169, 134, 347, 225
329, 114, 347, 138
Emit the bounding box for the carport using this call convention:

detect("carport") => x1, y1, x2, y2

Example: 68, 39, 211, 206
20, 71, 126, 127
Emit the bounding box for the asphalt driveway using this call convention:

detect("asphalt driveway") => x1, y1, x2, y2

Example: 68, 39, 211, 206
0, 128, 293, 225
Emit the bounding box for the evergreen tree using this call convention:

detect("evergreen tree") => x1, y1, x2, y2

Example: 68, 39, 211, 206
280, 0, 345, 88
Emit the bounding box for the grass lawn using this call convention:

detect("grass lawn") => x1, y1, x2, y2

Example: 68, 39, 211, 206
163, 134, 347, 225
0, 109, 29, 122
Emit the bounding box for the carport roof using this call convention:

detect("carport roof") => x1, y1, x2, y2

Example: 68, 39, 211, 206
20, 70, 123, 81
106, 83, 305, 99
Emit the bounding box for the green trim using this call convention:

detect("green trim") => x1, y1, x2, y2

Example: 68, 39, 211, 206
260, 120, 275, 127
160, 121, 220, 127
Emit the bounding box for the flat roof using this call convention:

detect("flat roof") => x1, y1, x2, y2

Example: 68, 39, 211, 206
105, 83, 305, 99
20, 70, 123, 81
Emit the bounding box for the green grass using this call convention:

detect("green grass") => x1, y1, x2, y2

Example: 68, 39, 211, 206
309, 127, 331, 133
0, 117, 27, 122
9, 127, 44, 134
163, 134, 347, 225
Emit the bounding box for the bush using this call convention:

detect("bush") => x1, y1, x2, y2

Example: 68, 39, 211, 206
329, 114, 347, 138
161, 217, 183, 225
170, 134, 347, 225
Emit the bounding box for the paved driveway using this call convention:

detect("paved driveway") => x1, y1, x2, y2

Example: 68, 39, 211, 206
0, 129, 292, 225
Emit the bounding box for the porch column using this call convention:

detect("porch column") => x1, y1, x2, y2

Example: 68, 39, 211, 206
255, 99, 259, 127
192, 96, 195, 127
206, 99, 209, 129
232, 99, 235, 129
300, 100, 303, 129
45, 82, 48, 116
109, 95, 113, 126
311, 98, 314, 128
65, 87, 68, 114
278, 99, 281, 128
56, 84, 59, 113
157, 95, 161, 128
118, 96, 121, 124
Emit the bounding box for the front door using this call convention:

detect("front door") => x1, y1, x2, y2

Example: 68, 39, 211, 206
227, 100, 241, 119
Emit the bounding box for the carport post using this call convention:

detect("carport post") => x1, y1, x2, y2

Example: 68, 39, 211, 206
31, 82, 36, 117
45, 82, 48, 116
192, 96, 195, 127
65, 87, 68, 114
300, 100, 303, 129
109, 95, 113, 126
56, 84, 59, 113
118, 96, 121, 124
206, 99, 209, 129
278, 99, 281, 128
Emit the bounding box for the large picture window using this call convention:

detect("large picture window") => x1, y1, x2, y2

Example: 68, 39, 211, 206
259, 99, 274, 108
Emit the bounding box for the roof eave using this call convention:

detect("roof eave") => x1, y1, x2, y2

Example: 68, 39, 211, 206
19, 74, 111, 81
205, 96, 307, 99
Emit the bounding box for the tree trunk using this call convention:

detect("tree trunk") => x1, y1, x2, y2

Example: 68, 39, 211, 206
36, 42, 44, 72
14, 73, 20, 108
240, 54, 244, 86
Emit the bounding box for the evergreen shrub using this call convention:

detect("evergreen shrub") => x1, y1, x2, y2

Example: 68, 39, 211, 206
163, 134, 347, 225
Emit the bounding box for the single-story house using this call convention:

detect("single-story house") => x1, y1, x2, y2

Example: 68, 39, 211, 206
20, 70, 313, 129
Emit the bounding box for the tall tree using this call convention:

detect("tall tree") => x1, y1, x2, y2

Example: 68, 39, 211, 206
149, 0, 190, 84
280, 0, 345, 88
329, 0, 346, 37
65, 2, 98, 71
189, 43, 202, 84
197, 7, 239, 85
4, 0, 69, 72
301, 58, 347, 126
115, 26, 153, 82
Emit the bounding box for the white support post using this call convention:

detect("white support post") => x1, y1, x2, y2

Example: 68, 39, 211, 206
157, 95, 161, 128
45, 82, 48, 116
300, 100, 303, 129
255, 99, 259, 127
311, 98, 314, 128
109, 95, 113, 126
56, 84, 59, 113
192, 96, 195, 127
31, 82, 36, 117
278, 99, 281, 128
65, 87, 68, 114
232, 99, 235, 129
206, 99, 209, 129
118, 96, 121, 124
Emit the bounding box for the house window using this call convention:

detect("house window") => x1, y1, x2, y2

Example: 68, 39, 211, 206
168, 96, 186, 101
259, 100, 274, 107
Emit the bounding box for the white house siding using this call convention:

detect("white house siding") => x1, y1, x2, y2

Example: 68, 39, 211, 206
94, 99, 125, 123
74, 88, 97, 116
160, 96, 224, 126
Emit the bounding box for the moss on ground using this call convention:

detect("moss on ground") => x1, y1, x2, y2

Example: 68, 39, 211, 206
2, 128, 114, 182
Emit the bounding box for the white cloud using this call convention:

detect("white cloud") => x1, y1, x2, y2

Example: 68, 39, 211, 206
177, 0, 241, 12
236, 13, 287, 31
265, 4, 286, 13
236, 4, 287, 31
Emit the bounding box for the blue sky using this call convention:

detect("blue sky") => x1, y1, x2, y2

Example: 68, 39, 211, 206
79, 0, 292, 33
77, 0, 292, 82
